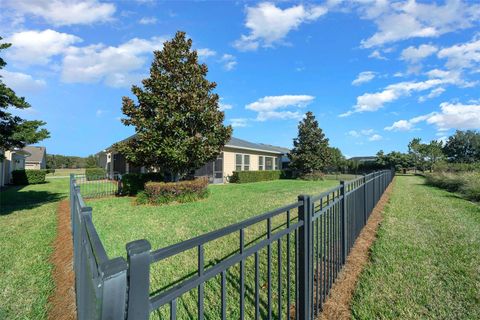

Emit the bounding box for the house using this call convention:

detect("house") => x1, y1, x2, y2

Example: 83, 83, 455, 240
98, 136, 290, 183
23, 146, 47, 170
0, 148, 31, 187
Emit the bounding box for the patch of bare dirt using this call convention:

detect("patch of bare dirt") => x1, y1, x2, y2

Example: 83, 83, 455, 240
318, 179, 395, 320
48, 200, 76, 320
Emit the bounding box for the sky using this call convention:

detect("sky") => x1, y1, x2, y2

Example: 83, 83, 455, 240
1, 0, 479, 158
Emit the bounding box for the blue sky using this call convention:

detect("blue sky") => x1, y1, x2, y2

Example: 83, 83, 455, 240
1, 0, 479, 158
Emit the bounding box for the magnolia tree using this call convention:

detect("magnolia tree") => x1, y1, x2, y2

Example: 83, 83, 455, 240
115, 31, 232, 180
0, 38, 49, 157
289, 111, 330, 175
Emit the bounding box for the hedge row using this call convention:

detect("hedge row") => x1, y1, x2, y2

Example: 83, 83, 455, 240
138, 177, 209, 205
425, 171, 480, 202
121, 172, 164, 195
432, 162, 480, 173
85, 168, 107, 181
230, 170, 282, 183
11, 170, 46, 185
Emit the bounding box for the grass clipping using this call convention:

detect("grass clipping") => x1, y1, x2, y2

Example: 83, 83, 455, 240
318, 178, 395, 320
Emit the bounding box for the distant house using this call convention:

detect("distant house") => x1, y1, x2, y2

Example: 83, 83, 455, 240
98, 136, 290, 183
348, 156, 377, 163
0, 148, 31, 187
23, 146, 47, 170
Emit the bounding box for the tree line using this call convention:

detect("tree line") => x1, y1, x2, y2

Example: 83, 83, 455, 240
46, 154, 98, 169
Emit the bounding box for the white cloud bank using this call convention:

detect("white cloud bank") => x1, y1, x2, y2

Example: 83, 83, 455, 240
5, 0, 116, 26
385, 102, 480, 132
246, 95, 314, 121
0, 70, 46, 93
234, 2, 327, 51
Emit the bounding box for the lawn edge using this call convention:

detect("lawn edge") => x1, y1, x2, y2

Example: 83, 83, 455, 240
48, 200, 76, 320
317, 177, 396, 320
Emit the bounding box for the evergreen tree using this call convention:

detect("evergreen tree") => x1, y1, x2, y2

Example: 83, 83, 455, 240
289, 111, 330, 174
115, 31, 232, 180
0, 37, 49, 157
443, 130, 480, 163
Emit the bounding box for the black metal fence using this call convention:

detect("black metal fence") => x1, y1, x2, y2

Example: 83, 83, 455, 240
73, 173, 121, 198
70, 170, 394, 319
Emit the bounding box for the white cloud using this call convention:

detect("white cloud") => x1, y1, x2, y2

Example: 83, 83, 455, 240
219, 102, 233, 111
401, 44, 438, 63
352, 71, 376, 86
385, 102, 480, 132
6, 0, 116, 26
437, 36, 480, 70
139, 17, 157, 25
230, 118, 248, 128
368, 50, 388, 60
341, 69, 468, 116
61, 36, 167, 87
197, 48, 217, 58
234, 2, 327, 51
5, 29, 82, 66
347, 129, 378, 141
220, 54, 237, 71
418, 87, 445, 103
368, 134, 382, 141
246, 94, 314, 121
359, 0, 480, 48
348, 130, 360, 138
0, 70, 46, 93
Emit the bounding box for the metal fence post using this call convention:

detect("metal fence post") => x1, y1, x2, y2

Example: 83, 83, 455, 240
297, 194, 312, 320
340, 181, 347, 264
363, 174, 367, 224
100, 257, 128, 320
126, 239, 151, 320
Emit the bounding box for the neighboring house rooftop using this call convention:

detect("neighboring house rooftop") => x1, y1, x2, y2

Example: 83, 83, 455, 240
102, 135, 288, 155
348, 156, 377, 162
23, 146, 46, 163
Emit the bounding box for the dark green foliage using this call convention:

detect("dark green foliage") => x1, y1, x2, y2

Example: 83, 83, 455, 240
289, 111, 330, 175
85, 155, 98, 168
376, 150, 414, 171
432, 162, 480, 172
0, 38, 49, 157
327, 147, 346, 172
121, 172, 164, 195
142, 177, 209, 205
299, 171, 325, 181
443, 130, 480, 163
115, 31, 232, 180
46, 154, 90, 169
11, 170, 46, 185
230, 170, 282, 183
85, 168, 106, 181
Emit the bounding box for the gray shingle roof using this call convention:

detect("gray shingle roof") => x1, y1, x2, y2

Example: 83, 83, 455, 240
23, 146, 46, 163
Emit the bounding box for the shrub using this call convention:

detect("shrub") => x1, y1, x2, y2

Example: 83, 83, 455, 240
425, 171, 480, 202
432, 162, 480, 173
230, 170, 282, 183
299, 171, 325, 181
41, 168, 55, 174
121, 172, 164, 196
11, 170, 46, 185
85, 168, 107, 181
142, 177, 209, 205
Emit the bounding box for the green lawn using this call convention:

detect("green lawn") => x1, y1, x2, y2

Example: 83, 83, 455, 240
351, 175, 480, 319
89, 179, 339, 318
46, 168, 85, 177
0, 178, 69, 319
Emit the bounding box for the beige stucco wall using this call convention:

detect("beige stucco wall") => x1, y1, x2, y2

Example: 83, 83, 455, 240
223, 147, 281, 181
25, 162, 41, 170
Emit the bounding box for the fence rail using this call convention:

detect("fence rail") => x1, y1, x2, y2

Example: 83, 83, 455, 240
73, 173, 121, 198
70, 169, 394, 319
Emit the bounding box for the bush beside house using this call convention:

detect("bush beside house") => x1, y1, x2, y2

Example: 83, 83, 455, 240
230, 170, 283, 183
85, 168, 107, 181
11, 170, 46, 185
121, 172, 164, 195
138, 177, 209, 205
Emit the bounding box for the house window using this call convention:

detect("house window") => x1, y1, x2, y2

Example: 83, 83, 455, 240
265, 157, 273, 170
259, 156, 264, 170
275, 157, 280, 170
244, 155, 250, 171
235, 154, 242, 171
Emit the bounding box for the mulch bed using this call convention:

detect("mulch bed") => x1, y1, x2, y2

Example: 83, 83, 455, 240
317, 178, 395, 320
48, 200, 76, 320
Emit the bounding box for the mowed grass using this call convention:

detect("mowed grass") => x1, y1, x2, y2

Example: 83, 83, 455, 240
0, 178, 69, 319
89, 179, 339, 318
351, 175, 480, 319
47, 168, 85, 177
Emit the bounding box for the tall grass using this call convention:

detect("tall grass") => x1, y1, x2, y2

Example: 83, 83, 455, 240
424, 171, 480, 201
